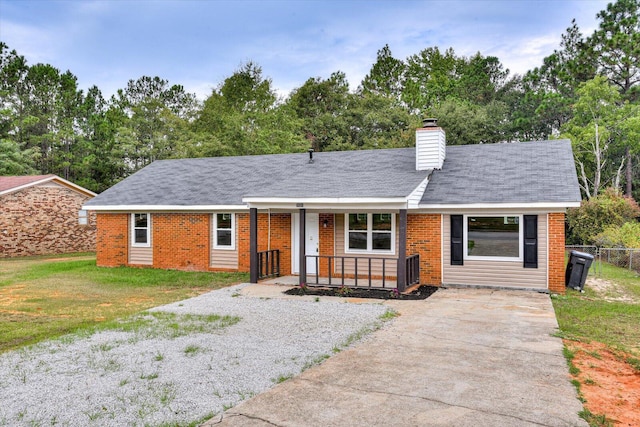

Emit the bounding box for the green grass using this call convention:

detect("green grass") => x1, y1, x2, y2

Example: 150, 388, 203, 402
597, 262, 640, 300
626, 356, 640, 371
302, 353, 330, 371
552, 262, 640, 356
379, 309, 400, 321
274, 374, 293, 384
101, 312, 240, 340
553, 293, 640, 352
0, 253, 248, 353
329, 308, 398, 354
578, 408, 615, 427
562, 346, 581, 375
183, 344, 202, 356
555, 260, 640, 426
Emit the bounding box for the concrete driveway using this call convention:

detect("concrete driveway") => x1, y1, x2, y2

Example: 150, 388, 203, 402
206, 287, 587, 427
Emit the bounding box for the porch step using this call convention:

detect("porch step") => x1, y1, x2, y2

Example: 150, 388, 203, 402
402, 283, 423, 295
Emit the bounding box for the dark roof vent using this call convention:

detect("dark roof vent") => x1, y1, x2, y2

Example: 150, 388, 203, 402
423, 118, 438, 128
308, 148, 314, 164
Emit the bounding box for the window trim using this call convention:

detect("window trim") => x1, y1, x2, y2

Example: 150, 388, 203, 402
344, 213, 395, 254
131, 213, 151, 248
78, 210, 88, 225
463, 214, 523, 262
213, 213, 236, 250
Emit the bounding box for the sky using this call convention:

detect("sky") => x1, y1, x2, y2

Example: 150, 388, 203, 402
0, 0, 610, 101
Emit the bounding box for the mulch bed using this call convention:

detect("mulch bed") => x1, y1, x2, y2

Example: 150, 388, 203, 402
284, 285, 439, 300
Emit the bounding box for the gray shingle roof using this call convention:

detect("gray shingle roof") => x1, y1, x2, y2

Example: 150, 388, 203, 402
84, 148, 430, 207
420, 139, 582, 205
84, 139, 581, 208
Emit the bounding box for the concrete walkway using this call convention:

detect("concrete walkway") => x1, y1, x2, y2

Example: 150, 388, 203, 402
205, 286, 587, 427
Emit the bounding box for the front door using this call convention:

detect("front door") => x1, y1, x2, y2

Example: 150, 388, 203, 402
292, 213, 319, 275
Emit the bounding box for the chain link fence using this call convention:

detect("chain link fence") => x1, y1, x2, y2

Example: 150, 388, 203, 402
565, 245, 640, 276
599, 248, 640, 274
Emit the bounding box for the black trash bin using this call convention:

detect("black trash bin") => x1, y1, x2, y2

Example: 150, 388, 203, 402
565, 250, 595, 291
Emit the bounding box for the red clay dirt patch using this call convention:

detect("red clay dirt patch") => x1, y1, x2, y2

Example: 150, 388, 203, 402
565, 340, 640, 426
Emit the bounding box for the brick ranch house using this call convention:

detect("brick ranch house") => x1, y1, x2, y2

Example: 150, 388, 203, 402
83, 120, 582, 293
0, 174, 96, 257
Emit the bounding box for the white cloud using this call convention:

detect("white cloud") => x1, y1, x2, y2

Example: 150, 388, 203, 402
1, 0, 611, 101
0, 20, 59, 64
480, 33, 563, 75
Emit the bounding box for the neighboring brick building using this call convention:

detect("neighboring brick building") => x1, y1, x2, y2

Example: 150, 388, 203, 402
84, 121, 582, 293
0, 175, 96, 258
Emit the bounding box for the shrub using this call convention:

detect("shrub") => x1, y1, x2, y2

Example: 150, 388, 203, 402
594, 222, 640, 248
567, 188, 640, 245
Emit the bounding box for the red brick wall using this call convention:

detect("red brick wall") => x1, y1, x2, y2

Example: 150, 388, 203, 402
93, 211, 444, 286
153, 213, 210, 271
318, 213, 334, 277
237, 212, 292, 275
94, 212, 291, 273
94, 210, 566, 292
96, 213, 128, 266
271, 214, 292, 276
407, 214, 442, 285
0, 185, 96, 258
237, 213, 250, 272
548, 212, 567, 294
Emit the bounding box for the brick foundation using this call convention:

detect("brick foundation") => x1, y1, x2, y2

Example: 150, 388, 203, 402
1, 185, 96, 258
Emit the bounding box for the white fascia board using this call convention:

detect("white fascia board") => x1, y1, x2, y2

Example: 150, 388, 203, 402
0, 176, 96, 198
0, 187, 23, 197
242, 197, 409, 211
417, 201, 581, 212
407, 175, 431, 209
243, 197, 406, 204
0, 180, 51, 197
82, 205, 248, 212
51, 176, 98, 197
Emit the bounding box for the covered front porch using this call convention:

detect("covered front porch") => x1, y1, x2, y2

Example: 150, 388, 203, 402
246, 206, 421, 292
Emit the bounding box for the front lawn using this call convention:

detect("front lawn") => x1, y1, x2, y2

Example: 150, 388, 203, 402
0, 254, 247, 353
552, 262, 640, 354
552, 261, 640, 426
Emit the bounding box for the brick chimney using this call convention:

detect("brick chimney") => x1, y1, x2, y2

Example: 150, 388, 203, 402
416, 118, 446, 170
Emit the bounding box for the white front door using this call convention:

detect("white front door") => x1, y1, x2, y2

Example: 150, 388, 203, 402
292, 213, 319, 275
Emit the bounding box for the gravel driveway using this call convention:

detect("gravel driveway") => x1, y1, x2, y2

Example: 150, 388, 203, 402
0, 284, 389, 426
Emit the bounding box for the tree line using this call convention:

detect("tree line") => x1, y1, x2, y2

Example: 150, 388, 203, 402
1, 0, 638, 201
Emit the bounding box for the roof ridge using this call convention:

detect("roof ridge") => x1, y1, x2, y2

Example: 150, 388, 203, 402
153, 146, 415, 164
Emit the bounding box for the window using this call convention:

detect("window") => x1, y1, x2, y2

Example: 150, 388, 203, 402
346, 213, 394, 253
451, 214, 538, 267
214, 213, 235, 249
78, 210, 88, 225
131, 213, 150, 247
465, 215, 521, 260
